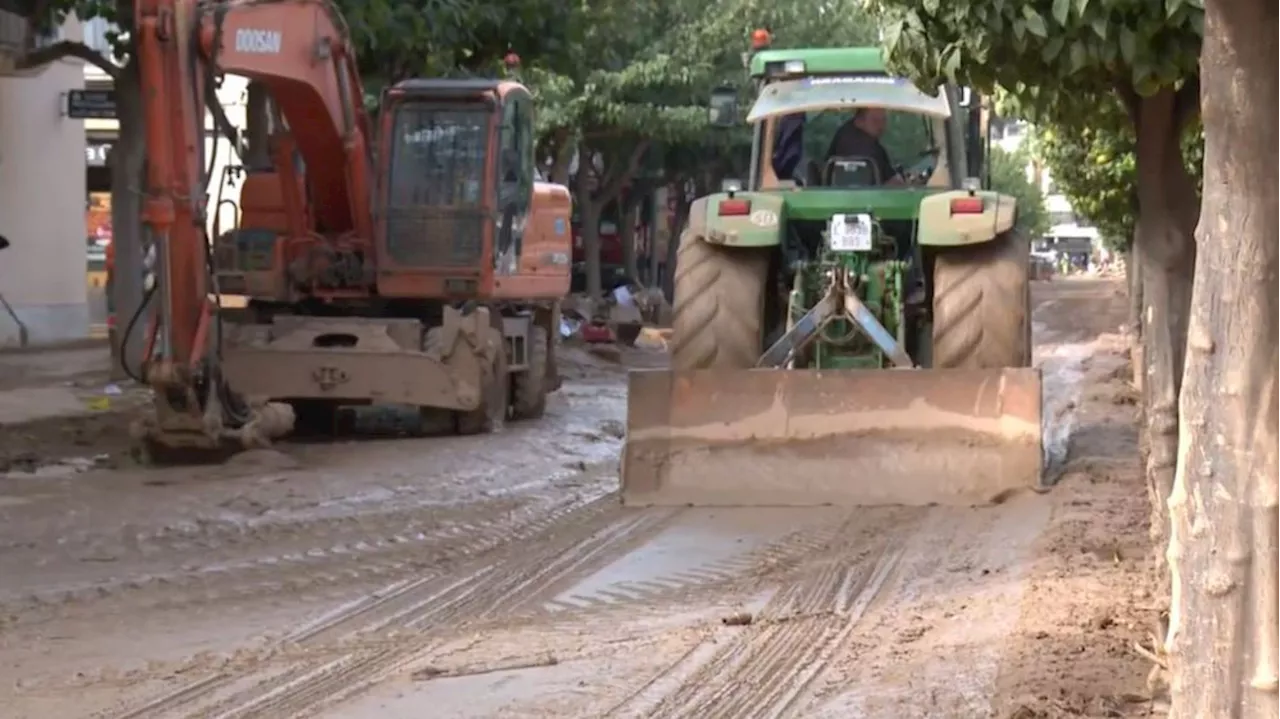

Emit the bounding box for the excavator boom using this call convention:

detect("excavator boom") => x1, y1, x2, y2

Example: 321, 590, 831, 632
131, 0, 374, 453
128, 0, 572, 459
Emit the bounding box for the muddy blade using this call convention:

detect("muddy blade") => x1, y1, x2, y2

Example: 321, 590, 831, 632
621, 368, 1044, 507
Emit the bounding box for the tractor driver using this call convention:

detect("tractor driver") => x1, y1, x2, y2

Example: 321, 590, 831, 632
825, 108, 904, 187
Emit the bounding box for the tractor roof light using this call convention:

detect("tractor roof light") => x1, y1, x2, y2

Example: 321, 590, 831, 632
783, 60, 805, 74
751, 28, 772, 50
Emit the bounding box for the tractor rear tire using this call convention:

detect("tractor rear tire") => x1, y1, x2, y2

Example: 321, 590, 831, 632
670, 231, 770, 371
931, 230, 1033, 369
511, 323, 549, 420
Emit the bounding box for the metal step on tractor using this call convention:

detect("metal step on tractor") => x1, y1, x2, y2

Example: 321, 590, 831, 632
621, 37, 1044, 508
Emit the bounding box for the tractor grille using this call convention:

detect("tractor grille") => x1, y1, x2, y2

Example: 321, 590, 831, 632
386, 102, 491, 268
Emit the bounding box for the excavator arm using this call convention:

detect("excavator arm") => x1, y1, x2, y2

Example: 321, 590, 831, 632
131, 0, 373, 455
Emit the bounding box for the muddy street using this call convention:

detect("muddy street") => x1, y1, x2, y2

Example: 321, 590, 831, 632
0, 278, 1160, 719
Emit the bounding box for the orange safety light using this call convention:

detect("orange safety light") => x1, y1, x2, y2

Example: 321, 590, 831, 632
718, 198, 752, 216
751, 28, 772, 50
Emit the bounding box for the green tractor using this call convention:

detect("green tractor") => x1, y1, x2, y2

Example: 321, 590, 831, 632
620, 44, 1044, 509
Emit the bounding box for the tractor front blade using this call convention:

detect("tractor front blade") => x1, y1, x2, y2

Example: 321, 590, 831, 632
621, 367, 1044, 507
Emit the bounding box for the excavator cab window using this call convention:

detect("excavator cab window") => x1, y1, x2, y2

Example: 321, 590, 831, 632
495, 92, 534, 274
385, 99, 492, 267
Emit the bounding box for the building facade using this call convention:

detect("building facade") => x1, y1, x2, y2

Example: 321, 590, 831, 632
0, 9, 91, 346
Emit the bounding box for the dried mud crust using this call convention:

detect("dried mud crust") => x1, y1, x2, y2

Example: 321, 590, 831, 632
990, 335, 1163, 718
0, 408, 139, 473
0, 278, 1158, 719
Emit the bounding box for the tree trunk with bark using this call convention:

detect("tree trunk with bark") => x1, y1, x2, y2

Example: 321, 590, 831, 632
109, 60, 149, 380
1126, 240, 1143, 343
1165, 1, 1279, 716
618, 192, 639, 281
1130, 86, 1201, 546
575, 139, 650, 301
578, 199, 604, 301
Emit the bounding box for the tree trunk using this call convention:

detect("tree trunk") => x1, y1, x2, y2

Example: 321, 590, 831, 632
1133, 88, 1200, 543
1126, 239, 1143, 343
548, 134, 574, 186
619, 193, 639, 281
1165, 1, 1279, 716
646, 187, 662, 285
109, 59, 148, 379
579, 200, 603, 301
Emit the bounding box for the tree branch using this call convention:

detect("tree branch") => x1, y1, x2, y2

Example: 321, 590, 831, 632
1172, 74, 1201, 130
19, 40, 121, 80
596, 140, 651, 204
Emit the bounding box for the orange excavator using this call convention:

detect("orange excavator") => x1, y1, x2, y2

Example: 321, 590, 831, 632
128, 0, 571, 458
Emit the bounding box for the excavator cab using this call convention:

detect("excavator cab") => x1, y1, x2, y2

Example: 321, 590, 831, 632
373, 79, 568, 300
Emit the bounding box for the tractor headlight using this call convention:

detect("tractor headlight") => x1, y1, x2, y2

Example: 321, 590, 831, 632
828, 213, 873, 252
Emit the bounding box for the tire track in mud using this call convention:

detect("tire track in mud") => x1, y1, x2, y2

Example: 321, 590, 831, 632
607, 524, 905, 719
527, 517, 858, 619
3, 472, 618, 624
109, 498, 678, 719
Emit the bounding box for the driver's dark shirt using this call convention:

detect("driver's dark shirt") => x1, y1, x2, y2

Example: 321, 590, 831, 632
826, 123, 896, 184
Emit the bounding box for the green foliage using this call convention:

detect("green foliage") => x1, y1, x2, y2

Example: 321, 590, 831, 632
871, 0, 1202, 128
1033, 100, 1204, 252
521, 0, 883, 156
343, 0, 579, 88
988, 144, 1048, 239
1036, 120, 1135, 252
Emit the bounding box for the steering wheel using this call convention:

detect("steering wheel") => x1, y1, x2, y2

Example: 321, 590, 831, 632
823, 156, 882, 187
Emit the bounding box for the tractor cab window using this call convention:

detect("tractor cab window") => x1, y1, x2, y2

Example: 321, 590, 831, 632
388, 102, 490, 207
771, 108, 936, 187
749, 76, 948, 189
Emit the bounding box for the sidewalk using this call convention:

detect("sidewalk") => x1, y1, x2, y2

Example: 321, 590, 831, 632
0, 343, 142, 425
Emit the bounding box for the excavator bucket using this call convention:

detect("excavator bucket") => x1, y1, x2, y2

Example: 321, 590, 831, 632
621, 368, 1044, 507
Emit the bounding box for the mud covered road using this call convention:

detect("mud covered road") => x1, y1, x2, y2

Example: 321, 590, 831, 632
0, 278, 1163, 719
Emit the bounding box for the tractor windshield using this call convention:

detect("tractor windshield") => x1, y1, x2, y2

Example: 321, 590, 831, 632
753, 76, 949, 187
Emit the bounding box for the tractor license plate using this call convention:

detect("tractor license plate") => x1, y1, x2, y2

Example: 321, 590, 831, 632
828, 214, 873, 252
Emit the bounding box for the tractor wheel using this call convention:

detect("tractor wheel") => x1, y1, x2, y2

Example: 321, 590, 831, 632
670, 231, 770, 371
511, 322, 549, 420
931, 230, 1033, 369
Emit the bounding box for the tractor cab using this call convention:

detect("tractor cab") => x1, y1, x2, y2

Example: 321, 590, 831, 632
710, 45, 987, 195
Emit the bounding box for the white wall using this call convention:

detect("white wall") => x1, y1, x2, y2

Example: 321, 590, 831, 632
0, 17, 89, 347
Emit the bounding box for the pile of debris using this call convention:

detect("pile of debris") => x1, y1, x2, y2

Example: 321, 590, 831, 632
560, 285, 671, 349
